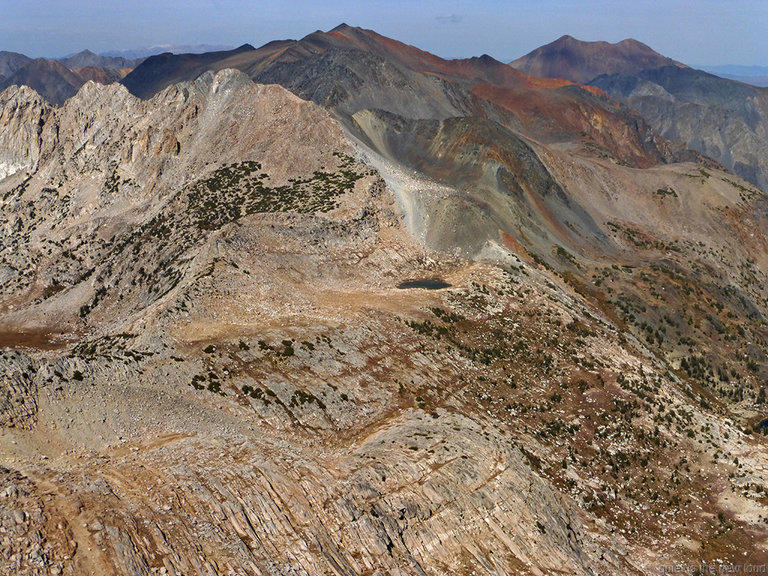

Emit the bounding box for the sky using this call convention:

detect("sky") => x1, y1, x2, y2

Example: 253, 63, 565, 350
0, 0, 765, 65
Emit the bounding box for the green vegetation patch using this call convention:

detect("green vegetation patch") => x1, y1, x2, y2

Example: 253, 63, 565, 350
655, 186, 678, 198
186, 154, 366, 230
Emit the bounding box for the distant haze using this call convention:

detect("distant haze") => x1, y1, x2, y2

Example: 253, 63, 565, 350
698, 65, 768, 87
100, 45, 236, 60
0, 0, 765, 66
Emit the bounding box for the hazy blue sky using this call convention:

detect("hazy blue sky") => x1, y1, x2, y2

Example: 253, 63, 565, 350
1, 0, 765, 65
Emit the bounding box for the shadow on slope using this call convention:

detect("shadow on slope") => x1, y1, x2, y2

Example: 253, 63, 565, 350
352, 109, 610, 258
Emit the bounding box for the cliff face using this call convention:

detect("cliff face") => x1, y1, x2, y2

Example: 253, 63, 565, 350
591, 66, 768, 190
0, 85, 47, 180
2, 67, 768, 575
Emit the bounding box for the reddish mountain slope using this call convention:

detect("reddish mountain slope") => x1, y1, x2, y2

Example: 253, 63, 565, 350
0, 58, 85, 105
510, 34, 684, 83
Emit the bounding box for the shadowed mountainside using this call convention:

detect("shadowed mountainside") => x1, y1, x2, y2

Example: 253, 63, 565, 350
0, 50, 32, 79
351, 109, 609, 256
0, 58, 85, 106
591, 66, 768, 190
120, 43, 256, 99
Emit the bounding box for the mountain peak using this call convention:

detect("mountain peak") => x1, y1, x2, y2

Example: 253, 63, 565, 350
57, 49, 140, 71
0, 57, 84, 105
616, 37, 647, 48
0, 50, 32, 78
510, 35, 682, 83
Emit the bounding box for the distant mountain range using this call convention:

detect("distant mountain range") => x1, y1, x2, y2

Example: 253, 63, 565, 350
121, 25, 670, 166
698, 65, 768, 87
100, 43, 236, 59
56, 49, 141, 70
113, 24, 768, 192
701, 64, 768, 77
0, 49, 141, 105
0, 46, 235, 105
